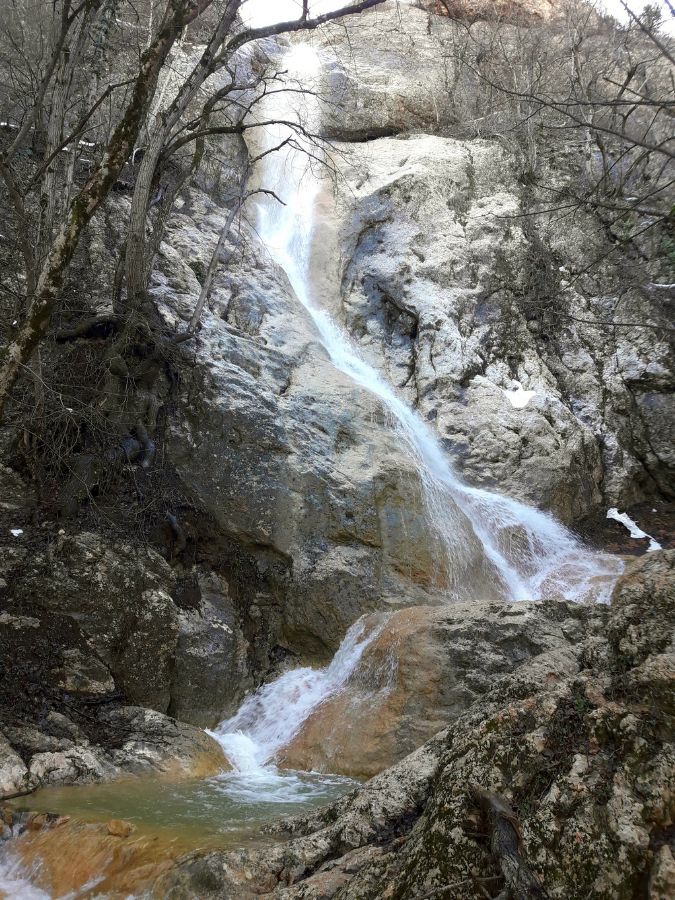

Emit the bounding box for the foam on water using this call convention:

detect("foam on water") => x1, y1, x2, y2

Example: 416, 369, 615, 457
0, 851, 50, 900
211, 616, 384, 774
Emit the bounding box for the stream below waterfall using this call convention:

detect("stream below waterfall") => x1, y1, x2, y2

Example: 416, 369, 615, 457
0, 29, 626, 899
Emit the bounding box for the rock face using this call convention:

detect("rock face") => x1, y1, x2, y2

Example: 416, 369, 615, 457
158, 551, 675, 899
420, 0, 558, 21
0, 530, 233, 797
156, 187, 495, 657
311, 3, 674, 520
2, 530, 247, 725
12, 532, 180, 711
169, 571, 250, 726
280, 600, 595, 777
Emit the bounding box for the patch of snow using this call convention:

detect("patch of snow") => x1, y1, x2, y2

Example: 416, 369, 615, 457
503, 380, 537, 409
606, 508, 662, 552
9, 528, 23, 537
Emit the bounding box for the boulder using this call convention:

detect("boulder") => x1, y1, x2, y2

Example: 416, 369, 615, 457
0, 734, 29, 798
280, 600, 593, 777
11, 531, 179, 712
6, 814, 185, 899
4, 531, 249, 723
170, 572, 251, 727
2, 706, 226, 796
103, 707, 228, 779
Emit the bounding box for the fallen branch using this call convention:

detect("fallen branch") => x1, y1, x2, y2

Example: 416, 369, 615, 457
0, 784, 38, 802
468, 784, 547, 900
419, 875, 502, 899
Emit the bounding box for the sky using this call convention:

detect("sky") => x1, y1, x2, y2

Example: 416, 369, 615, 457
242, 0, 346, 26
601, 0, 674, 26
241, 0, 675, 30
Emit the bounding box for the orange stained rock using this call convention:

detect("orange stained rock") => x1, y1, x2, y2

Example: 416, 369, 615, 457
106, 819, 133, 837
280, 605, 458, 778
13, 817, 184, 898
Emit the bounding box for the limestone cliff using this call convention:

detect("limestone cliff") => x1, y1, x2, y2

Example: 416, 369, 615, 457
311, 3, 673, 521
0, 0, 672, 817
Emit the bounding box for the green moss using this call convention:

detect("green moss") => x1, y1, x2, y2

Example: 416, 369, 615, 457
513, 681, 592, 816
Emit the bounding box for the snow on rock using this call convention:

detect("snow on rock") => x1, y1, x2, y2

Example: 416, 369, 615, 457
606, 508, 662, 552
503, 381, 537, 409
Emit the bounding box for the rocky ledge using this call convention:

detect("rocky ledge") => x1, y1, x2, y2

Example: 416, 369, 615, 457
157, 550, 674, 899
0, 706, 226, 800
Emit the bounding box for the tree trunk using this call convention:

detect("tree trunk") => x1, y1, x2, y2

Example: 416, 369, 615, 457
187, 197, 241, 335
0, 0, 211, 421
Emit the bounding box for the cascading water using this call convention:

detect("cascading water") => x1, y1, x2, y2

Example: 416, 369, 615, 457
211, 615, 386, 787
247, 43, 621, 604
0, 853, 50, 900
212, 41, 621, 781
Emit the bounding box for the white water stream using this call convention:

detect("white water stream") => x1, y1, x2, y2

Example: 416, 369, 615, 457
211, 616, 384, 777
212, 42, 622, 783
0, 853, 50, 900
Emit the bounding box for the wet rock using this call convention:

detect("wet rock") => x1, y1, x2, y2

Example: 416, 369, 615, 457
0, 734, 29, 798
103, 707, 228, 778
281, 600, 594, 777
106, 819, 133, 837
160, 551, 675, 899
328, 129, 667, 520
2, 705, 226, 796
8, 816, 182, 898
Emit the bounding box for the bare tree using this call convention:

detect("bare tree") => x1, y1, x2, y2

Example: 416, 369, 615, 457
430, 0, 674, 318
0, 0, 386, 421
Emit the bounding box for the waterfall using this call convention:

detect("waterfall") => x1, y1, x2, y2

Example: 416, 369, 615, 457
211, 41, 621, 780
211, 615, 385, 774
245, 42, 622, 605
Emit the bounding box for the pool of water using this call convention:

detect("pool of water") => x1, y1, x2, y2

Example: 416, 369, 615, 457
10, 768, 357, 848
